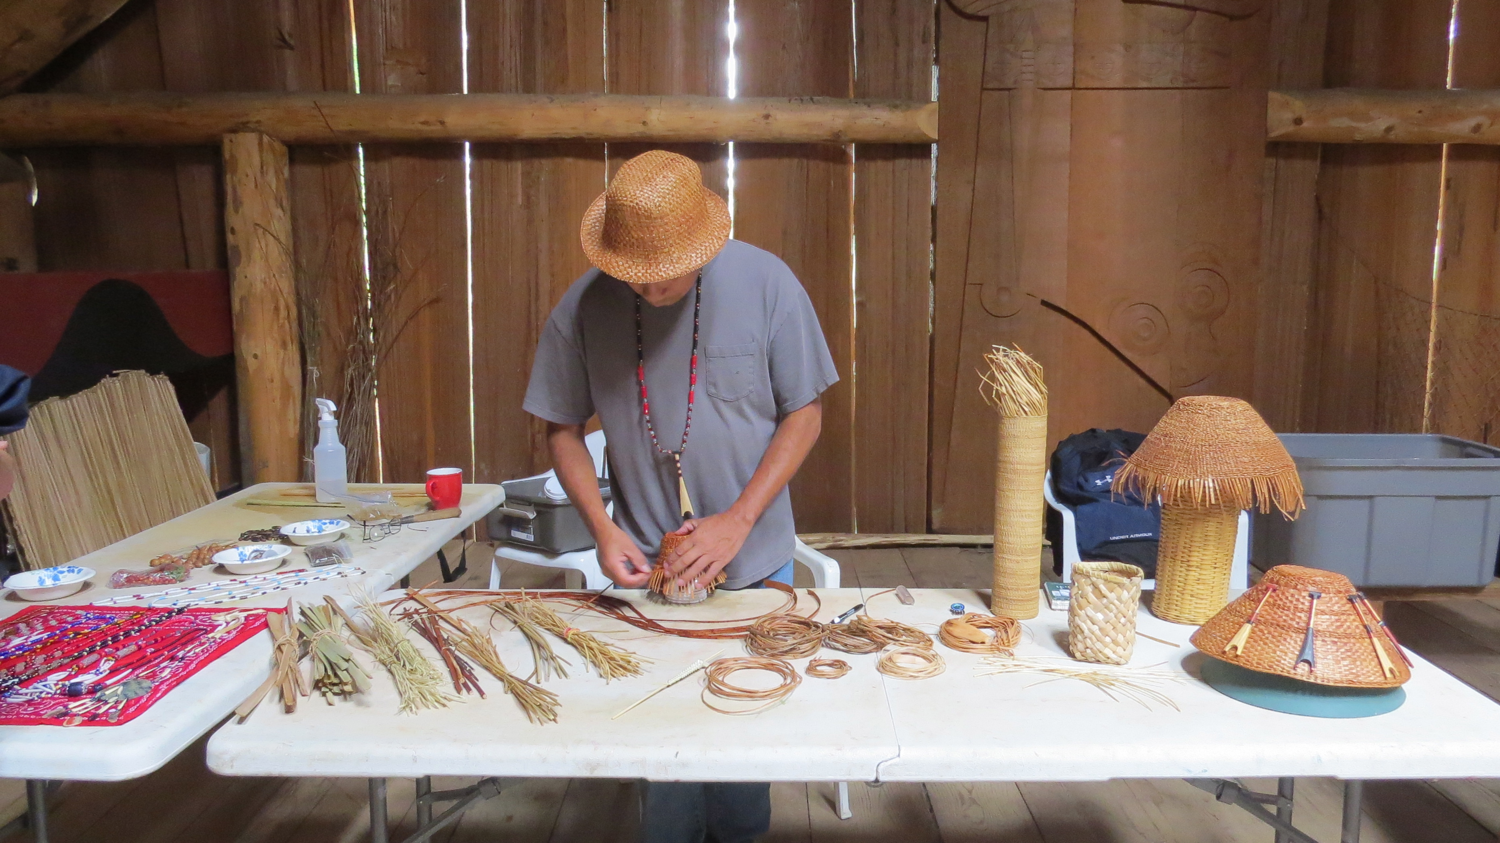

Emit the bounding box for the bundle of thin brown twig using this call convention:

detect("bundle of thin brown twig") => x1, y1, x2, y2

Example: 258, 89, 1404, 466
702, 657, 801, 715
507, 597, 647, 682
980, 345, 1048, 418
409, 612, 485, 697
408, 592, 560, 724
272, 602, 307, 711
746, 615, 826, 660
939, 613, 1023, 654
806, 658, 850, 679
978, 655, 1183, 710
330, 594, 454, 714
877, 645, 946, 680
491, 602, 571, 682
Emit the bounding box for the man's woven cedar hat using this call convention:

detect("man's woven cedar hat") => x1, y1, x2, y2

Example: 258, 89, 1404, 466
580, 150, 731, 284
1190, 565, 1411, 688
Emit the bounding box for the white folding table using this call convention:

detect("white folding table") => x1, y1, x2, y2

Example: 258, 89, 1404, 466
206, 585, 1500, 843
0, 482, 503, 842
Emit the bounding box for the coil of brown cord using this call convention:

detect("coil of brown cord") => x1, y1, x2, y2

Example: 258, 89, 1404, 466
746, 615, 826, 660
822, 624, 881, 654
702, 657, 801, 714
823, 615, 931, 654
939, 613, 1022, 654
805, 658, 851, 679
877, 645, 946, 680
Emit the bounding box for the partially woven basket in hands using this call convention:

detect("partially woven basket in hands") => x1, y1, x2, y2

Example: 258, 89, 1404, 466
1191, 565, 1411, 688
1069, 562, 1144, 665
1113, 396, 1304, 624
648, 532, 725, 604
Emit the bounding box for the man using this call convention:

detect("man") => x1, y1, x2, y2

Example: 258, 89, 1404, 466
523, 150, 838, 842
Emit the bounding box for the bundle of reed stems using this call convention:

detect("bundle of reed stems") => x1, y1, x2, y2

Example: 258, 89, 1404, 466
3, 371, 213, 569
491, 601, 572, 682
330, 594, 454, 714
297, 603, 372, 703
979, 345, 1049, 620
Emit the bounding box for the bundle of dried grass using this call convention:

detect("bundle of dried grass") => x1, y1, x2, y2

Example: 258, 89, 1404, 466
507, 597, 648, 682
331, 594, 454, 714
297, 603, 372, 703
979, 345, 1049, 620
491, 601, 572, 682
409, 592, 560, 724
3, 371, 213, 568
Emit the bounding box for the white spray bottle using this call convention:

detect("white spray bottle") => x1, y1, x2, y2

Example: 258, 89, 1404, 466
313, 398, 348, 503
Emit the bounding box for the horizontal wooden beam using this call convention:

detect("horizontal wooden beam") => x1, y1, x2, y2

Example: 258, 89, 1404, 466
1269, 88, 1500, 145
0, 92, 938, 146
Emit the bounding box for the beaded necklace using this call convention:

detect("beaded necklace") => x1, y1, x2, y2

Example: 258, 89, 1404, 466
635, 274, 702, 518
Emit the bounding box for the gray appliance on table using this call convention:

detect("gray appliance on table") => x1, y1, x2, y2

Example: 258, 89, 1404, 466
1253, 434, 1500, 587
486, 477, 611, 554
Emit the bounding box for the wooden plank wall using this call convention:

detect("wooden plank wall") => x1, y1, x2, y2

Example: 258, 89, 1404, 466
1430, 0, 1500, 445
14, 0, 938, 533
929, 0, 1270, 533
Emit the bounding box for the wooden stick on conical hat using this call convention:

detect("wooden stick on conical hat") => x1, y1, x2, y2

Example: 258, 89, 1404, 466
1111, 396, 1304, 517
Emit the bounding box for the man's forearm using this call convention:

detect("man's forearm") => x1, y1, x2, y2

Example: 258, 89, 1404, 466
726, 399, 822, 526
546, 423, 614, 537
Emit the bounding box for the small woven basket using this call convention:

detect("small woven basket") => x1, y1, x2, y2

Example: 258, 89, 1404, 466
1151, 503, 1240, 624
1069, 561, 1144, 665
648, 533, 724, 604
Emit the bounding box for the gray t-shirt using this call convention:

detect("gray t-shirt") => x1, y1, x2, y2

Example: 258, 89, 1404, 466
523, 239, 838, 588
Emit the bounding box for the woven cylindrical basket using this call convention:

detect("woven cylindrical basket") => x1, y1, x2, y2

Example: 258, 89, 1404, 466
1191, 565, 1410, 688
992, 414, 1048, 619
1151, 503, 1240, 624
1069, 561, 1144, 665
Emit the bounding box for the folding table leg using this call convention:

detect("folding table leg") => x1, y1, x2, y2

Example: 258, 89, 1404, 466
1274, 777, 1295, 843
1341, 780, 1363, 843
369, 778, 389, 843
25, 779, 48, 843
836, 782, 851, 820
415, 776, 433, 827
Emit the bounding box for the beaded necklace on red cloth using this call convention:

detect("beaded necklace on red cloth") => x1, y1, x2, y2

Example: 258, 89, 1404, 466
635, 274, 702, 518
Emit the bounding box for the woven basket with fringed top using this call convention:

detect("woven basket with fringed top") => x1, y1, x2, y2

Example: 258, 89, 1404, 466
1191, 565, 1411, 688
1069, 562, 1145, 665
648, 532, 726, 604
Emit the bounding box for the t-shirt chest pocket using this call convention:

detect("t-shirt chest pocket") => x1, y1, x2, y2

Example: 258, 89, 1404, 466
704, 343, 760, 402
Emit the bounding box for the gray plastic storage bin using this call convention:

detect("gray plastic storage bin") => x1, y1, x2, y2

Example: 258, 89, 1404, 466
1252, 434, 1500, 587
487, 477, 611, 554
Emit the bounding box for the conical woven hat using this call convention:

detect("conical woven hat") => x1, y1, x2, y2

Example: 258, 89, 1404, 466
580, 150, 731, 284
1112, 395, 1304, 515
1190, 565, 1410, 688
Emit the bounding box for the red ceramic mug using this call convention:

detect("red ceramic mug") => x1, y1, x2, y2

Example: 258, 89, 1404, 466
425, 467, 463, 510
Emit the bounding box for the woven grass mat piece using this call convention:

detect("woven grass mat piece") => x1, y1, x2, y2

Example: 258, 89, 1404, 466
3, 371, 213, 569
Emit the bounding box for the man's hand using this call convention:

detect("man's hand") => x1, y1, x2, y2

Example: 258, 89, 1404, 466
667, 511, 754, 588
596, 524, 652, 588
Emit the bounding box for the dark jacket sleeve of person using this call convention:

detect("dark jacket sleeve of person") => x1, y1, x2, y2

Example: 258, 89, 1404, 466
0, 366, 31, 435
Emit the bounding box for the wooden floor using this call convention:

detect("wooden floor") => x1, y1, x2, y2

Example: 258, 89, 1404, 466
7, 543, 1500, 843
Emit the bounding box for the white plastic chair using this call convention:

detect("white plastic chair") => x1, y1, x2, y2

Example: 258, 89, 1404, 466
1042, 469, 1249, 591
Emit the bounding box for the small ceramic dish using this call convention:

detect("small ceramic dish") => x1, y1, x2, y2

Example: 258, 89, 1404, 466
280, 518, 351, 546
213, 543, 293, 575
5, 565, 95, 601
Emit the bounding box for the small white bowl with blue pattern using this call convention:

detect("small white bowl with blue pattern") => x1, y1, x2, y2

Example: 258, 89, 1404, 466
4, 565, 95, 601
213, 543, 293, 575
280, 518, 351, 546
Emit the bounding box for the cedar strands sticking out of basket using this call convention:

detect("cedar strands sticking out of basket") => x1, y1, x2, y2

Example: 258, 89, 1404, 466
406, 591, 560, 724
980, 346, 1048, 419
327, 594, 455, 714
